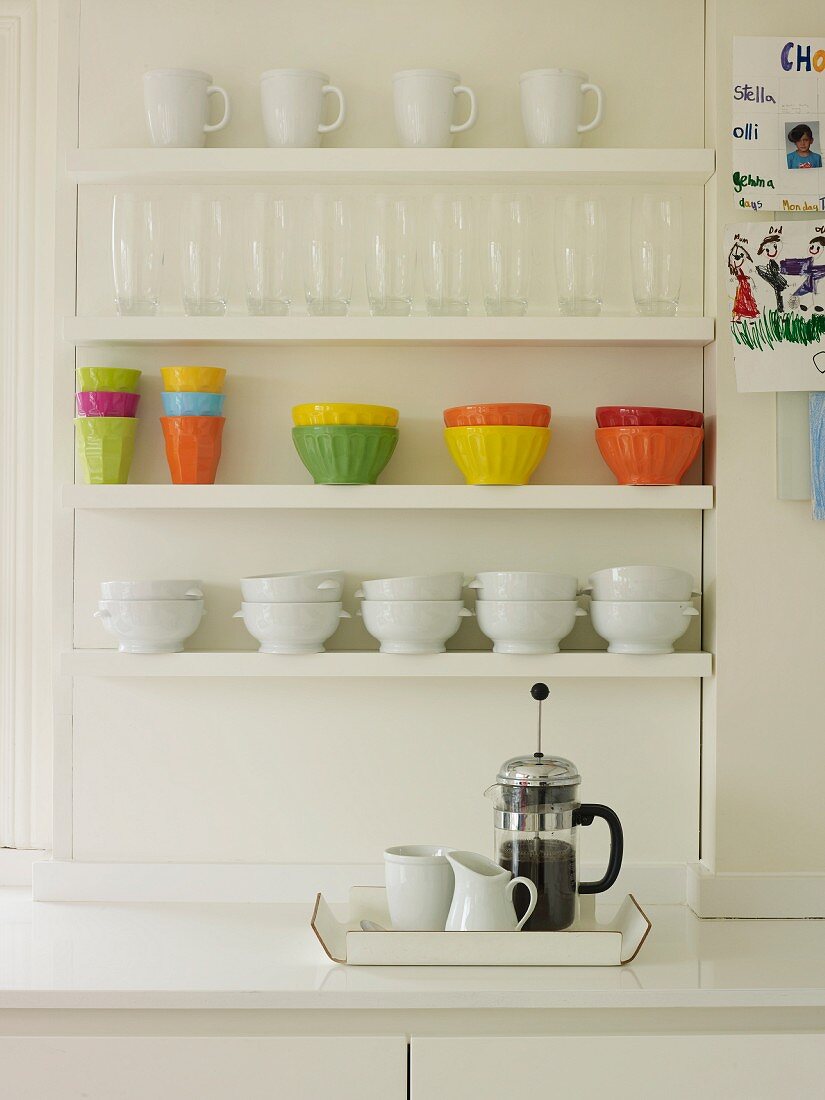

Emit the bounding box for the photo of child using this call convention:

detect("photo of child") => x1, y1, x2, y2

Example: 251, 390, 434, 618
786, 122, 823, 170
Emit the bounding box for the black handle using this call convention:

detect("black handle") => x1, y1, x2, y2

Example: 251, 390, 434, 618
574, 803, 623, 895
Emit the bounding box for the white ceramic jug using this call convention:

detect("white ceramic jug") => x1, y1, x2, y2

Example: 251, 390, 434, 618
445, 850, 538, 931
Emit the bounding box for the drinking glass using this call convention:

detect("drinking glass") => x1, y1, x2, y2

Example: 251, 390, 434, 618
244, 192, 293, 316
422, 194, 473, 316
365, 194, 416, 316
180, 193, 228, 316
303, 193, 353, 316
554, 196, 606, 316
111, 194, 161, 316
631, 194, 683, 316
479, 193, 532, 316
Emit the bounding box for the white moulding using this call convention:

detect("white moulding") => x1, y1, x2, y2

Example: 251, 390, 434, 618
687, 862, 825, 918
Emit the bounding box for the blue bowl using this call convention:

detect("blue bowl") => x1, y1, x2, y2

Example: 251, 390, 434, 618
161, 391, 226, 417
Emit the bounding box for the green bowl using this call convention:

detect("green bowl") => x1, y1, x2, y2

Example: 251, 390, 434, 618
75, 417, 137, 484
76, 367, 142, 393
292, 424, 399, 485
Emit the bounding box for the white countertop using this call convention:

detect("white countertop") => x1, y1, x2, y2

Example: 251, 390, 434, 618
1, 888, 824, 1011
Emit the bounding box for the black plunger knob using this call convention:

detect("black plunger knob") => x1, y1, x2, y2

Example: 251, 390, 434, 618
531, 683, 550, 701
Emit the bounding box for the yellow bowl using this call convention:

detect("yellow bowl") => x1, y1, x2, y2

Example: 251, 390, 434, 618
161, 366, 226, 394
444, 425, 551, 485
292, 403, 399, 427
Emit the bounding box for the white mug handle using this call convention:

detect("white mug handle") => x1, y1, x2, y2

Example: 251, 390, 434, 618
577, 83, 604, 134
450, 85, 477, 133
204, 85, 231, 133
507, 876, 538, 931
318, 84, 346, 133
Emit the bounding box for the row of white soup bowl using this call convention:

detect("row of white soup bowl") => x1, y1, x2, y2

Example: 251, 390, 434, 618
95, 580, 205, 654
584, 565, 699, 655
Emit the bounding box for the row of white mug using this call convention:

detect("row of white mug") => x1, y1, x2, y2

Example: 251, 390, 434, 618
145, 66, 604, 150
113, 190, 684, 318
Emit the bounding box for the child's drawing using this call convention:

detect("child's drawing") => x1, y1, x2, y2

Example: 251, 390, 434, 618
726, 220, 825, 392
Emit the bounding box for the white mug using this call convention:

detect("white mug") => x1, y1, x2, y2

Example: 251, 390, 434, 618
384, 845, 455, 931
393, 69, 477, 148
520, 68, 604, 148
143, 69, 230, 148
445, 850, 538, 932
260, 69, 345, 148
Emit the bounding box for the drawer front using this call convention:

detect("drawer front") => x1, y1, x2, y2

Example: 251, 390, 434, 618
0, 1036, 407, 1100
411, 1034, 825, 1098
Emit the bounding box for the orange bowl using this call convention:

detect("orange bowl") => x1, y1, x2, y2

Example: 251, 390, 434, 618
444, 403, 551, 428
595, 426, 703, 485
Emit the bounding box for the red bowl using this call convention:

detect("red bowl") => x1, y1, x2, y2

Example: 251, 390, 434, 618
595, 405, 703, 429
444, 403, 551, 428
595, 426, 703, 485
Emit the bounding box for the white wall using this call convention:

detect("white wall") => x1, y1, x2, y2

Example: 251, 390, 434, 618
705, 0, 825, 873
67, 0, 706, 871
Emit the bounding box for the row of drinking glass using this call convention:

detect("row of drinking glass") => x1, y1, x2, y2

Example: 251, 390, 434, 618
112, 191, 683, 319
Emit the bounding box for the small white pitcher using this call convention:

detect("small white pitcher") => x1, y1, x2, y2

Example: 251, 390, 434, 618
445, 850, 537, 931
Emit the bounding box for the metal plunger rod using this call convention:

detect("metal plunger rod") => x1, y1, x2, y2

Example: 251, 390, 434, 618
530, 682, 550, 759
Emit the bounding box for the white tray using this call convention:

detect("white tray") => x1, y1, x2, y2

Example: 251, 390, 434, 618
311, 887, 651, 967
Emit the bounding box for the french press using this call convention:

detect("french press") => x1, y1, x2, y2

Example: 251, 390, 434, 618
484, 683, 623, 931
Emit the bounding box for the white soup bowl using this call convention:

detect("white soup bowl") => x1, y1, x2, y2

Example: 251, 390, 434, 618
234, 601, 349, 654
355, 573, 465, 601
586, 565, 697, 602
95, 598, 205, 654
468, 571, 578, 601
476, 599, 586, 654
590, 600, 699, 654
359, 600, 472, 654
240, 570, 344, 603
100, 579, 203, 601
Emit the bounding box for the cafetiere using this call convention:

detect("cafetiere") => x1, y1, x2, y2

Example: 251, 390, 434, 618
485, 683, 623, 931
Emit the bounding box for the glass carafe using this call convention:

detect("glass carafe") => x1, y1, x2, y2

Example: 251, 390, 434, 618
486, 753, 623, 932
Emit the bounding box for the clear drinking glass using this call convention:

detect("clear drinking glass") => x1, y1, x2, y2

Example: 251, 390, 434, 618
111, 194, 161, 316
244, 192, 293, 316
180, 193, 228, 316
631, 194, 683, 316
480, 193, 532, 316
554, 196, 606, 316
365, 194, 416, 316
422, 194, 473, 316
303, 193, 353, 316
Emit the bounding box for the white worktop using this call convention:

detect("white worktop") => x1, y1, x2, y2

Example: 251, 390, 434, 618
1, 888, 824, 1011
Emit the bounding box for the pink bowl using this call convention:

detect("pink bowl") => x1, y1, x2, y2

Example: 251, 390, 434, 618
76, 391, 140, 418
595, 405, 703, 429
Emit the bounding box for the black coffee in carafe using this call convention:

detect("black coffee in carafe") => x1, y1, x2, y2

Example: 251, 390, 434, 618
499, 836, 577, 932
485, 683, 624, 932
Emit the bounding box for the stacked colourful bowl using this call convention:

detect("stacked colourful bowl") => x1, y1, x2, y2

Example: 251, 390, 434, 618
160, 367, 227, 485
75, 367, 142, 484
292, 403, 399, 485
594, 406, 704, 486
443, 403, 551, 486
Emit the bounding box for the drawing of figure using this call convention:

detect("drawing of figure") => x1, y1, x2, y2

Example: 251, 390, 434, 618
786, 124, 823, 170
756, 231, 788, 312
728, 240, 760, 319
780, 233, 825, 314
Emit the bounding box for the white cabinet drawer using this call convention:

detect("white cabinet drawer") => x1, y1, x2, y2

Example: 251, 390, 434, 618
0, 1036, 407, 1100
411, 1034, 825, 1099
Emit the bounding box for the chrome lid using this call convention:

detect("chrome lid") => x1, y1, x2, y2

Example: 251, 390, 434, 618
495, 753, 580, 788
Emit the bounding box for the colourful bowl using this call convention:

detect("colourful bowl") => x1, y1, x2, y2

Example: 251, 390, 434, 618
74, 417, 137, 484
595, 426, 704, 485
160, 366, 226, 394
161, 416, 226, 484
76, 367, 141, 393
161, 391, 226, 417
292, 424, 399, 485
76, 391, 140, 418
444, 403, 551, 428
595, 405, 704, 429
292, 403, 399, 427
444, 425, 550, 486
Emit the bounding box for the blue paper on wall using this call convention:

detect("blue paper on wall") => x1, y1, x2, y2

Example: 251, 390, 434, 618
809, 392, 825, 518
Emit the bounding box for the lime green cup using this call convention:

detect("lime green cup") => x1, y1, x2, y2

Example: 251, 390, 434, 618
76, 367, 142, 393
75, 417, 137, 484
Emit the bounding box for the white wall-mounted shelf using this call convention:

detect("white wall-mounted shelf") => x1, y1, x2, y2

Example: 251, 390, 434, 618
66, 147, 716, 186
63, 483, 714, 510
61, 650, 713, 679
64, 315, 715, 348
